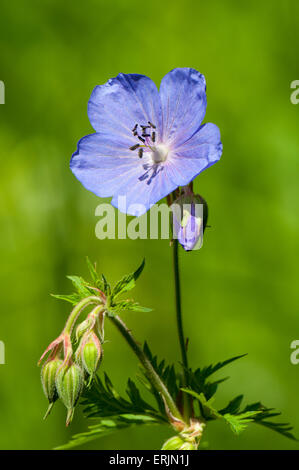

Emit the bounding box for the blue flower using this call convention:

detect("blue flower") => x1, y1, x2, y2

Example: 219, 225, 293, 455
71, 68, 222, 216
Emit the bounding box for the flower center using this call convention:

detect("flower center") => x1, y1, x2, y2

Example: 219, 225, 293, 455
150, 144, 169, 163
128, 121, 168, 163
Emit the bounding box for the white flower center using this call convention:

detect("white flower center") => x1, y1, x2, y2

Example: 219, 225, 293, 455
151, 144, 169, 163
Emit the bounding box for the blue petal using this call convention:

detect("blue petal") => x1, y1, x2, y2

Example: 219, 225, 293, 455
70, 133, 178, 215
88, 73, 162, 139
70, 133, 141, 197
159, 68, 207, 147
166, 123, 222, 186
111, 163, 178, 216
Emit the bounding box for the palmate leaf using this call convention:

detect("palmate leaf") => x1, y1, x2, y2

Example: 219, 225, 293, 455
181, 389, 261, 434
80, 374, 164, 421
55, 414, 159, 450
51, 258, 147, 309
181, 388, 296, 440
111, 259, 145, 300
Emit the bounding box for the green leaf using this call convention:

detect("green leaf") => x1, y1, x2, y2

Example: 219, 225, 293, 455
50, 293, 81, 305
55, 372, 166, 449
111, 259, 145, 300
187, 354, 247, 400
181, 389, 260, 434
218, 395, 244, 415
86, 257, 99, 284
101, 274, 111, 296
66, 275, 94, 297
110, 300, 152, 315
242, 402, 297, 441
80, 374, 163, 420
181, 388, 295, 440
223, 411, 260, 434
55, 414, 159, 450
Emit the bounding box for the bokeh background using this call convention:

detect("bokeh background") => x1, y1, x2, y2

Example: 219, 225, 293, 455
0, 0, 299, 450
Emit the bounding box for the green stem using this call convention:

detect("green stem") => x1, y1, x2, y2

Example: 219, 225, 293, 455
110, 315, 183, 422
63, 296, 102, 334
172, 238, 191, 421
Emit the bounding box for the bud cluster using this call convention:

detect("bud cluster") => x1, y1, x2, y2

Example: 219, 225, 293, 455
39, 302, 105, 426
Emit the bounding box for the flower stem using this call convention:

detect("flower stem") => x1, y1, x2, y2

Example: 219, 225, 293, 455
172, 238, 191, 421
63, 296, 102, 334
110, 315, 183, 422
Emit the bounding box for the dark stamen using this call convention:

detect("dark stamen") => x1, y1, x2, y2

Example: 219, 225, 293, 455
138, 148, 143, 158
138, 136, 145, 143
133, 131, 138, 136
142, 133, 150, 138
129, 144, 140, 151
151, 131, 156, 142
132, 124, 138, 132
148, 121, 156, 129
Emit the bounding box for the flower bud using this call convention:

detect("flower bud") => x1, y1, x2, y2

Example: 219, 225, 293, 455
81, 332, 102, 383
55, 362, 84, 426
41, 358, 63, 419
162, 435, 185, 450
75, 316, 94, 342
172, 192, 208, 251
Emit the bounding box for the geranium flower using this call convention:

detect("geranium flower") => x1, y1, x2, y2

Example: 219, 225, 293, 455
71, 68, 222, 216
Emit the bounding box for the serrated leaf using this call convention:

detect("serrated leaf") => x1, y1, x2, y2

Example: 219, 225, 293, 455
101, 274, 111, 296
223, 411, 260, 434
80, 374, 162, 421
66, 275, 94, 297
51, 293, 81, 305
55, 414, 159, 450
186, 354, 247, 401
219, 395, 244, 415
86, 257, 99, 284
242, 402, 297, 441
111, 259, 145, 300
111, 300, 152, 314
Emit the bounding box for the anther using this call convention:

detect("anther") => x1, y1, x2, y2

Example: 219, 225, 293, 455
138, 148, 143, 158
151, 132, 156, 142
138, 136, 145, 143
148, 121, 156, 129
129, 144, 140, 151
142, 133, 150, 138
132, 124, 138, 132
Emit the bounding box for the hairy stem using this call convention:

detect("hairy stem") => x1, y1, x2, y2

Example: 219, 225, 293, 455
110, 315, 183, 422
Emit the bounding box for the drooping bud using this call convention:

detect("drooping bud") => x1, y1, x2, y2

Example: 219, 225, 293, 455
41, 358, 63, 419
80, 331, 102, 384
55, 362, 84, 426
172, 190, 208, 251
75, 316, 94, 343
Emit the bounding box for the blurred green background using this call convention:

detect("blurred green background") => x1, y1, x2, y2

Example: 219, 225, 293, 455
0, 0, 299, 450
